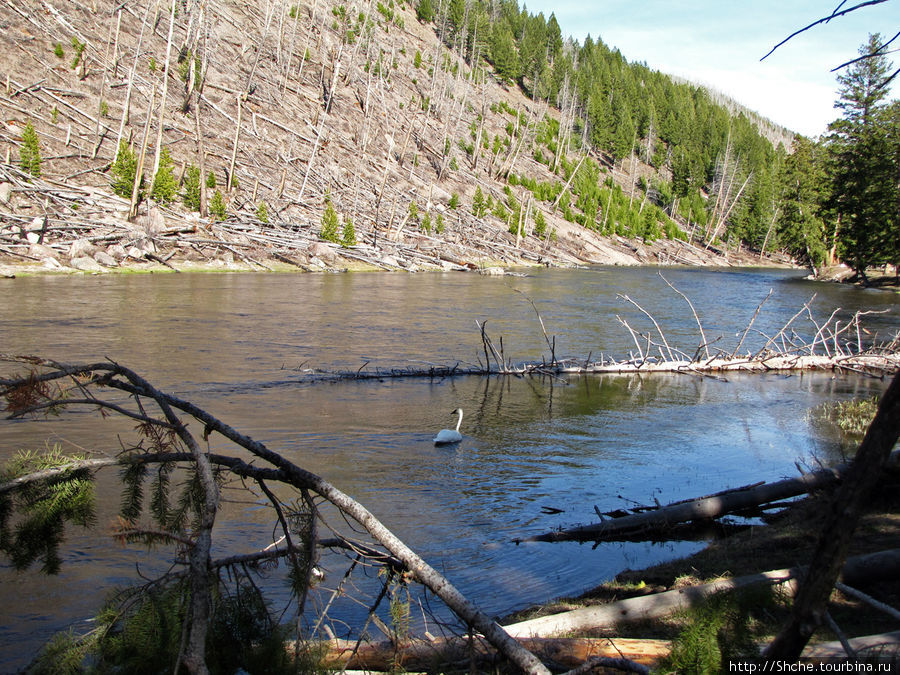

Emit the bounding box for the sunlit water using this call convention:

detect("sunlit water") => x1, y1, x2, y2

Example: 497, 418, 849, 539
1, 267, 897, 669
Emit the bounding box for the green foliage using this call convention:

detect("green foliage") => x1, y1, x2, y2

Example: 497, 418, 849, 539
209, 190, 227, 221
814, 396, 879, 436
660, 588, 775, 673
53, 42, 64, 59
413, 49, 422, 69
182, 165, 201, 211
150, 147, 178, 204
826, 34, 898, 279
149, 56, 157, 72
533, 209, 547, 238
448, 193, 460, 209
32, 578, 302, 674
110, 140, 141, 199
320, 199, 340, 243
206, 171, 217, 189
415, 0, 433, 22
70, 36, 86, 71
19, 121, 42, 178
99, 100, 109, 118
435, 213, 445, 234
289, 4, 297, 18
341, 216, 357, 247
408, 201, 419, 221
256, 200, 269, 224
0, 446, 96, 575
421, 211, 431, 234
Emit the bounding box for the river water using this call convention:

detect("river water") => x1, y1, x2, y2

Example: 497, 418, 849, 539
1, 267, 897, 669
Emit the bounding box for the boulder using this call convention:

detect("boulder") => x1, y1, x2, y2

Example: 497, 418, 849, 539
310, 242, 338, 264
107, 244, 128, 261
479, 266, 505, 276
70, 256, 104, 272
0, 182, 11, 204
93, 250, 119, 267
69, 238, 97, 259
28, 243, 58, 260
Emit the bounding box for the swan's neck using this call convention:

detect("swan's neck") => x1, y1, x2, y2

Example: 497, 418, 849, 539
455, 410, 463, 431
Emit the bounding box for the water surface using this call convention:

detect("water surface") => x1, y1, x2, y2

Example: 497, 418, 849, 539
1, 267, 896, 669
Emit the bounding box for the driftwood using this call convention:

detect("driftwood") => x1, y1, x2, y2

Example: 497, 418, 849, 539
523, 449, 900, 544
503, 548, 900, 639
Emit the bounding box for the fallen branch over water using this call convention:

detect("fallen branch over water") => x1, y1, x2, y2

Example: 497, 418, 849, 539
522, 450, 900, 544
310, 280, 900, 382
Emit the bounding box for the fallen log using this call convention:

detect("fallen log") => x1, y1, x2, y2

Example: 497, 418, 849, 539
503, 548, 900, 639
503, 569, 797, 638
801, 631, 900, 660
524, 450, 900, 543
320, 635, 670, 671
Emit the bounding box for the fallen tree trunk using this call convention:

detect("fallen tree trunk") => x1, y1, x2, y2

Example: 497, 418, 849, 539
525, 449, 900, 543
321, 635, 670, 671
503, 548, 900, 639
503, 569, 797, 638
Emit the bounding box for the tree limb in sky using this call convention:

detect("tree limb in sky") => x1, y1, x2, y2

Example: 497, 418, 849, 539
759, 0, 891, 62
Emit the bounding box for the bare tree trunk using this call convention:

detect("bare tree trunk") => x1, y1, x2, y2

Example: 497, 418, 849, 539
764, 373, 900, 659
130, 84, 156, 219
227, 95, 242, 193
152, 0, 177, 177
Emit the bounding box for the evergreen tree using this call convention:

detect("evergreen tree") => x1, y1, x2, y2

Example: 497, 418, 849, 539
490, 25, 520, 83
472, 186, 487, 217
415, 0, 433, 23
150, 147, 178, 205
826, 34, 896, 281
182, 165, 202, 211
111, 141, 141, 200
209, 190, 227, 221
341, 217, 356, 247
19, 121, 42, 178
320, 200, 340, 243
776, 136, 828, 268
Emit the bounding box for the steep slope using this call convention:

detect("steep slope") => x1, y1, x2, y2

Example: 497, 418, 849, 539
0, 0, 782, 274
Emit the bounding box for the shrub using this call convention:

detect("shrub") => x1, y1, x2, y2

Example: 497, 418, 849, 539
206, 171, 217, 189
70, 37, 86, 71
448, 193, 459, 209
19, 121, 42, 178
111, 140, 140, 199
182, 165, 201, 211
151, 147, 178, 204
53, 43, 64, 59
256, 201, 269, 224
320, 200, 340, 243
209, 190, 227, 221
421, 212, 431, 234
435, 213, 445, 234
99, 100, 109, 118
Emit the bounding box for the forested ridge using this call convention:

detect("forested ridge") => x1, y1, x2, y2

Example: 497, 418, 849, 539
0, 0, 895, 276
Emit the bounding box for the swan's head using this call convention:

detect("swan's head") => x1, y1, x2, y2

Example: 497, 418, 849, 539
450, 407, 462, 416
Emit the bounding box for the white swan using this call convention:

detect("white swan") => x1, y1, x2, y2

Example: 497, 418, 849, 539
433, 408, 464, 445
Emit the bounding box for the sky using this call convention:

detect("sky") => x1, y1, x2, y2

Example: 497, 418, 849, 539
522, 0, 899, 138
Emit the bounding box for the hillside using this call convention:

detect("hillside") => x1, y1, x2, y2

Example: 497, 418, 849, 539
0, 0, 791, 275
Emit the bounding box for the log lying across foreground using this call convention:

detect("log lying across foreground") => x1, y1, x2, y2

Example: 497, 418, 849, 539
522, 449, 900, 544
502, 548, 900, 639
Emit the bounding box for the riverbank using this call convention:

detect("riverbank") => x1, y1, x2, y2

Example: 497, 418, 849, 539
505, 457, 900, 660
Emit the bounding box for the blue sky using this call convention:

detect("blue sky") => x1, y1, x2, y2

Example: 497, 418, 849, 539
522, 0, 898, 137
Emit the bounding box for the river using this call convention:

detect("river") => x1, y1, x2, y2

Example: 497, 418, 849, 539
1, 266, 897, 669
